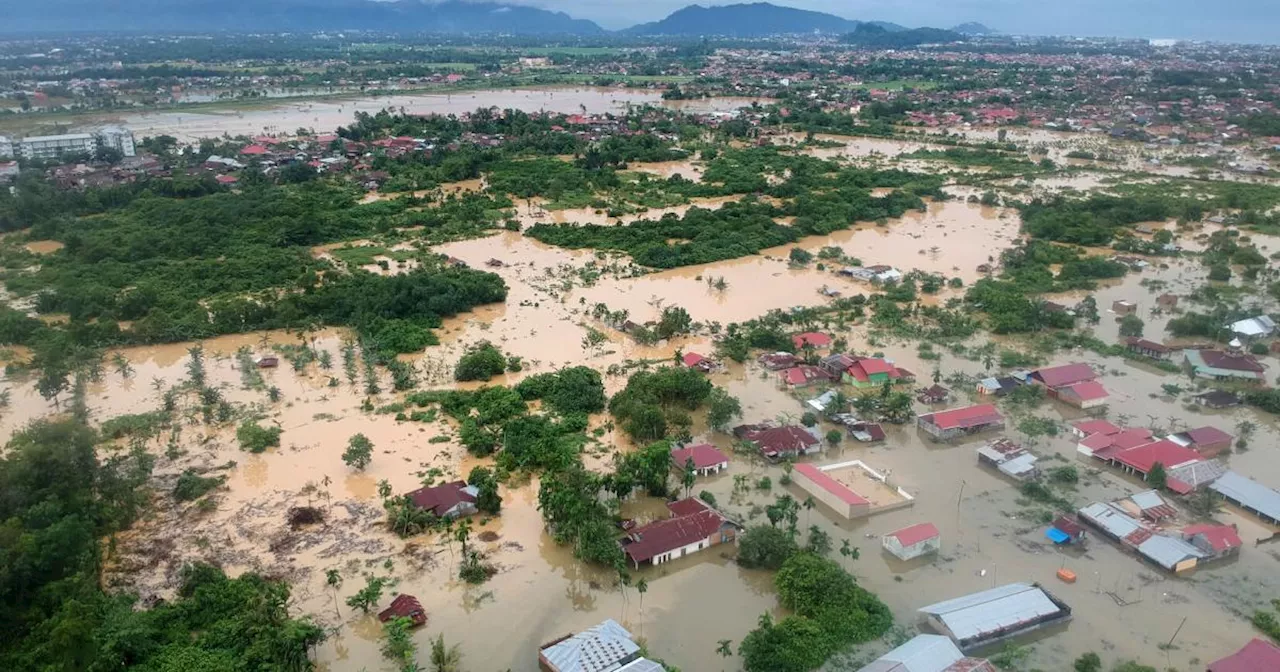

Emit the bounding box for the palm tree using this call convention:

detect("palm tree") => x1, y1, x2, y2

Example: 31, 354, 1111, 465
802, 496, 816, 526
428, 634, 462, 672
325, 569, 342, 618
636, 578, 648, 639
716, 639, 733, 669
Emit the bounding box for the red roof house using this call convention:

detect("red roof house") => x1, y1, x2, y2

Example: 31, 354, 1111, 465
681, 352, 715, 372
917, 404, 1005, 441
791, 332, 831, 349
406, 480, 478, 519
377, 594, 427, 626
670, 443, 728, 476
1056, 380, 1109, 409
240, 144, 269, 156
1030, 362, 1097, 388
780, 365, 830, 388
741, 425, 820, 460
1181, 523, 1242, 559
1072, 419, 1120, 438
620, 498, 739, 568
882, 522, 940, 560
1207, 638, 1280, 672
215, 174, 239, 185
1170, 426, 1233, 458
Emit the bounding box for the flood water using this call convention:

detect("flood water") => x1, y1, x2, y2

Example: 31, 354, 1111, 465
79, 88, 762, 142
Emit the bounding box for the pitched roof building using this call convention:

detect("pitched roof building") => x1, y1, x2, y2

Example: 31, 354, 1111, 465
620, 498, 739, 568
856, 634, 995, 672
1207, 638, 1280, 672
406, 480, 479, 519
917, 404, 1005, 441
538, 619, 661, 672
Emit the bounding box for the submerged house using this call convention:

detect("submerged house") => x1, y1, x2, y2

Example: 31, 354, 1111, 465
377, 594, 427, 627
1181, 523, 1242, 561
406, 480, 479, 519
681, 352, 716, 373
779, 364, 831, 389
844, 357, 912, 388
976, 438, 1039, 481
1207, 638, 1280, 672
1184, 346, 1266, 382
882, 523, 941, 560
619, 498, 739, 569
1124, 337, 1172, 360
1168, 425, 1233, 458
918, 583, 1072, 652
917, 404, 1005, 441
855, 634, 995, 672
1046, 515, 1087, 546
1210, 471, 1280, 525
1077, 502, 1205, 574
669, 443, 729, 477
737, 424, 821, 460
538, 619, 663, 672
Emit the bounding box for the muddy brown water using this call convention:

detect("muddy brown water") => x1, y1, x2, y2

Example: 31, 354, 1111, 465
4, 173, 1279, 671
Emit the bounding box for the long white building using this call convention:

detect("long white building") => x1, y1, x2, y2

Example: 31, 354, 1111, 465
0, 127, 136, 160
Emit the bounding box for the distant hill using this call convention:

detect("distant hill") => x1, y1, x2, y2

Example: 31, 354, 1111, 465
624, 2, 864, 37
843, 24, 964, 47
953, 22, 997, 35
3, 0, 605, 35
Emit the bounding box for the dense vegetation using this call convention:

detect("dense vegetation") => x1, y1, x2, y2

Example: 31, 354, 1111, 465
0, 419, 322, 670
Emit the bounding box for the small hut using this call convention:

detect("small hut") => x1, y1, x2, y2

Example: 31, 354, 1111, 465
378, 594, 427, 627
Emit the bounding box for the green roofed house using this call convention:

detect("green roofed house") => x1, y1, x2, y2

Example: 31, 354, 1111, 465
1184, 343, 1265, 382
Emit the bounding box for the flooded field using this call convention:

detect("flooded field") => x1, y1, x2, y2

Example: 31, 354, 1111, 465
2, 174, 1276, 671
57, 88, 762, 143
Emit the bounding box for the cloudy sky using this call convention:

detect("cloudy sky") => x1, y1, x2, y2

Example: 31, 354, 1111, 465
522, 0, 1280, 43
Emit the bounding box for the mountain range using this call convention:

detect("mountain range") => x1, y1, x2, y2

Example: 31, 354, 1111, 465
3, 1, 978, 37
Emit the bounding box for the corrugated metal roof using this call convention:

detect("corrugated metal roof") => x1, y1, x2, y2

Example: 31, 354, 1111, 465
1130, 490, 1165, 510
1078, 502, 1143, 540
918, 583, 1065, 642
616, 659, 665, 672
998, 453, 1039, 478
540, 619, 640, 672
1137, 535, 1205, 569
1211, 471, 1280, 522
857, 634, 965, 672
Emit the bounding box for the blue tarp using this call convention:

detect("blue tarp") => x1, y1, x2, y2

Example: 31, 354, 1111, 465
1045, 527, 1070, 544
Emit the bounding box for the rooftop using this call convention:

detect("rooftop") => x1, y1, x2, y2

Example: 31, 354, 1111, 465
887, 522, 940, 547
1032, 362, 1096, 388
794, 463, 871, 506
920, 404, 1003, 431
1182, 523, 1242, 553
1208, 638, 1280, 672
1210, 471, 1280, 522
670, 443, 728, 470
540, 619, 640, 672
918, 583, 1068, 644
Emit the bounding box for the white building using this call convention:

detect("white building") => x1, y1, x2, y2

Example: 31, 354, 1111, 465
97, 126, 137, 157
0, 127, 137, 160
0, 136, 14, 159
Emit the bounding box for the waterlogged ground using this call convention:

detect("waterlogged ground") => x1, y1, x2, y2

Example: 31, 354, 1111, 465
4, 132, 1280, 671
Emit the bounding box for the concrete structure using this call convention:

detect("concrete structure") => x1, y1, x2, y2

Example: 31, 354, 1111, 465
1111, 299, 1137, 315
620, 498, 738, 568
918, 583, 1072, 652
0, 127, 137, 160
1210, 471, 1280, 525
856, 634, 994, 672
917, 404, 1005, 441
538, 619, 662, 672
882, 522, 941, 560
792, 460, 914, 519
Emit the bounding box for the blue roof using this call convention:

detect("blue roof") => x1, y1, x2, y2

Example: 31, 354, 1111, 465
1046, 527, 1070, 544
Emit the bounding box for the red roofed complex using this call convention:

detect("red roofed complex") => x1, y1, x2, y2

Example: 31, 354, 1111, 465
1071, 419, 1120, 438
793, 463, 872, 518
1077, 427, 1154, 459
620, 498, 739, 568
791, 332, 831, 350
1208, 638, 1280, 672
1182, 523, 1243, 560
917, 404, 1005, 441
670, 443, 728, 476
882, 522, 941, 560
1108, 440, 1202, 493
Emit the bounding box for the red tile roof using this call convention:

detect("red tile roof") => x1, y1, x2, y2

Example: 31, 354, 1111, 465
666, 497, 710, 517
745, 426, 818, 457
1182, 426, 1233, 446
1112, 440, 1202, 474
378, 594, 426, 625
920, 404, 1003, 430
240, 144, 269, 155
856, 357, 895, 376
1074, 419, 1120, 436
1208, 638, 1280, 672
782, 365, 828, 386
1182, 523, 1242, 553
406, 480, 475, 516
623, 505, 727, 563
886, 522, 939, 547
1032, 362, 1096, 388
682, 352, 707, 368
793, 463, 870, 506
670, 444, 728, 470
1197, 350, 1265, 372
792, 332, 831, 349
1059, 380, 1108, 402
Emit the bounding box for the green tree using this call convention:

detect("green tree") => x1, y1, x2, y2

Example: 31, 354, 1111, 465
454, 341, 508, 381
736, 524, 800, 569
707, 387, 743, 432
428, 634, 463, 672
1073, 652, 1102, 672
469, 466, 502, 514
346, 575, 388, 613
681, 457, 697, 498
1147, 462, 1168, 490
343, 433, 375, 470
1118, 314, 1144, 338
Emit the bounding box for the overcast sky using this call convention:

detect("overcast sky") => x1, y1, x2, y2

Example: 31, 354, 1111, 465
514, 0, 1280, 43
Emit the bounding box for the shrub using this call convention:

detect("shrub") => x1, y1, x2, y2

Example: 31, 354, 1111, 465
237, 421, 282, 453
454, 341, 508, 381
173, 470, 226, 501
736, 525, 799, 569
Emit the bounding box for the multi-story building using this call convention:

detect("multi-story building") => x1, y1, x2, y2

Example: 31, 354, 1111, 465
0, 127, 137, 160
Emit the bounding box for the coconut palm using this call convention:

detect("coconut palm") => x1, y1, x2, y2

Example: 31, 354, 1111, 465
428, 634, 462, 672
